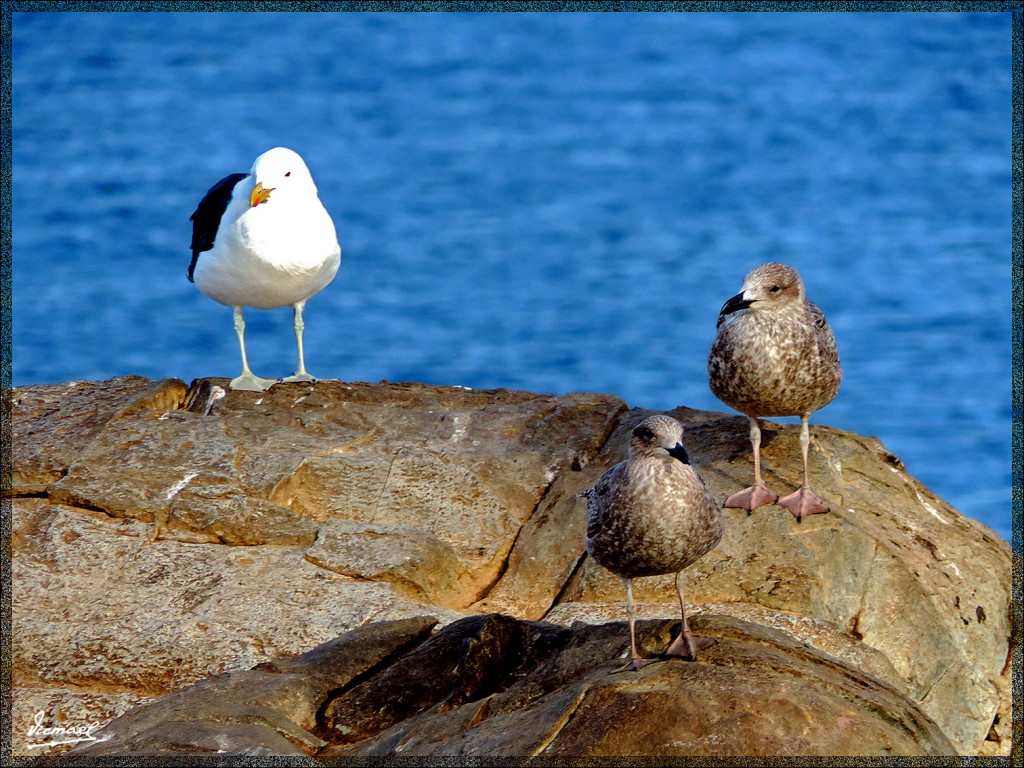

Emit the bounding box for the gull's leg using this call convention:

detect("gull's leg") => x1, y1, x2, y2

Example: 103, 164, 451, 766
664, 571, 716, 660
724, 416, 779, 512
611, 577, 656, 673
282, 300, 316, 383
779, 415, 830, 519
229, 306, 278, 392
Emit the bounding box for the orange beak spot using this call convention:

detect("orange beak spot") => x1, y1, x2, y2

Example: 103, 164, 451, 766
250, 182, 274, 207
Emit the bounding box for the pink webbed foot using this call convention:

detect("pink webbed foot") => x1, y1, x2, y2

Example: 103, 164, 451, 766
723, 483, 778, 512
610, 656, 658, 674
664, 631, 717, 661
778, 487, 830, 520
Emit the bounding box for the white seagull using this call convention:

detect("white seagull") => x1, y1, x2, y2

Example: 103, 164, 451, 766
189, 147, 341, 392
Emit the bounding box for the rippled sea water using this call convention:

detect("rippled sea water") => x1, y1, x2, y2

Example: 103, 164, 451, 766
11, 11, 1013, 544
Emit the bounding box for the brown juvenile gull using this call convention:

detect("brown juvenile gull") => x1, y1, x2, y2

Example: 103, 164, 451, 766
583, 415, 725, 671
708, 262, 842, 519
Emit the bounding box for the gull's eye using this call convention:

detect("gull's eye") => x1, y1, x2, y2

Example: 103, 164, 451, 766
284, 171, 291, 177
633, 425, 655, 442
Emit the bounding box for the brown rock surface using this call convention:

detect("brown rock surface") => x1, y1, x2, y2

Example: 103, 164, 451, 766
68, 614, 956, 758
7, 377, 1012, 757
11, 375, 161, 494
65, 617, 438, 757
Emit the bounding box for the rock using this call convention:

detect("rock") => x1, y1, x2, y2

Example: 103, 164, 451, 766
67, 614, 956, 758
11, 375, 161, 494
544, 600, 906, 690
304, 518, 476, 607
8, 377, 1012, 757
12, 498, 454, 698
65, 617, 437, 757
10, 377, 623, 756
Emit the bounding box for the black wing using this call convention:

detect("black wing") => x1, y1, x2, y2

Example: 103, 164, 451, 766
187, 172, 249, 282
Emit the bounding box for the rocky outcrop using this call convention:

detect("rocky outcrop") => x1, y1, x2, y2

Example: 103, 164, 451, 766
64, 614, 956, 758
8, 376, 1013, 757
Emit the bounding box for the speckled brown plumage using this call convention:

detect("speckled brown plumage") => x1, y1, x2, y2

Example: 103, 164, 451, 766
708, 262, 841, 518
584, 415, 724, 670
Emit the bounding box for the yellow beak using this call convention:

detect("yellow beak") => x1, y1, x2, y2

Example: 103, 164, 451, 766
250, 182, 274, 207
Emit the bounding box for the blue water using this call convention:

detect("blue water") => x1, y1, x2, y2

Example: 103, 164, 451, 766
11, 11, 1013, 545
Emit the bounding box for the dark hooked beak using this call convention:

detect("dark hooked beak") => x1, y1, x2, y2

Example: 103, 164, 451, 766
719, 292, 753, 317
667, 443, 690, 464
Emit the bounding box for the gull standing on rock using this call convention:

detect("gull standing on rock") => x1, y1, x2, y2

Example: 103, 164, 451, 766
708, 262, 841, 519
189, 147, 341, 392
584, 415, 724, 671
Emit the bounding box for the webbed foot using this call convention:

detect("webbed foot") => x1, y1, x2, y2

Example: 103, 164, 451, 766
609, 656, 658, 674
777, 487, 830, 520
281, 372, 316, 384
723, 483, 778, 512
229, 372, 279, 392
664, 631, 717, 661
